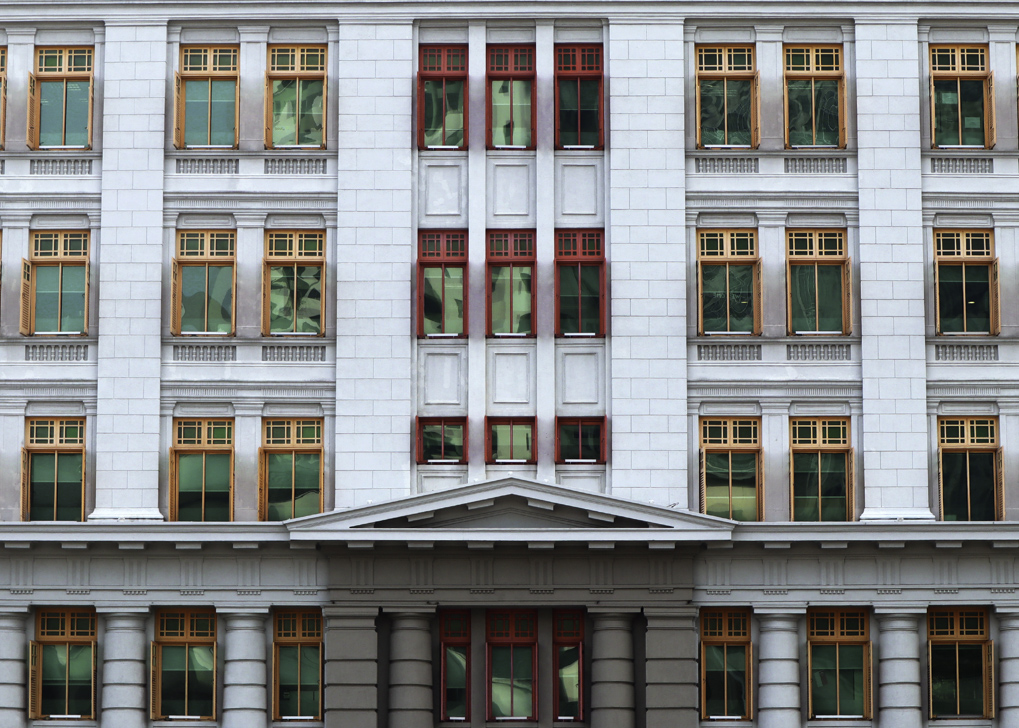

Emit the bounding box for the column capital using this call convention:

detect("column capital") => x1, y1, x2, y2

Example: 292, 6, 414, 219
382, 607, 436, 616
237, 25, 271, 42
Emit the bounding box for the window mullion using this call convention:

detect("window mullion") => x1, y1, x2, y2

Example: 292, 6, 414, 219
63, 642, 71, 715
811, 77, 817, 144
56, 264, 64, 332
834, 642, 841, 714
722, 78, 729, 144
960, 263, 967, 331
814, 263, 821, 330
724, 263, 732, 331
61, 80, 68, 145
956, 78, 964, 145
966, 451, 972, 521
291, 450, 297, 518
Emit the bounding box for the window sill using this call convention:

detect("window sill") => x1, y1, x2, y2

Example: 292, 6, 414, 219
31, 721, 97, 728
152, 721, 218, 727
272, 722, 324, 728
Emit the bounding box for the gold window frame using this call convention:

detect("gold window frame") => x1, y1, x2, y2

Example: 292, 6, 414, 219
697, 229, 761, 335
695, 45, 760, 149
789, 417, 855, 521
22, 417, 86, 522
272, 609, 324, 720
29, 608, 97, 720
933, 229, 999, 335
173, 45, 240, 149
699, 608, 753, 720
262, 230, 326, 337
28, 46, 95, 150
264, 45, 328, 149
169, 418, 234, 521
22, 231, 90, 337
929, 45, 995, 149
806, 608, 872, 719
937, 416, 1003, 521
786, 228, 852, 335
698, 417, 763, 521
151, 608, 218, 721
927, 607, 994, 719
783, 45, 846, 149
257, 418, 325, 520
170, 230, 237, 336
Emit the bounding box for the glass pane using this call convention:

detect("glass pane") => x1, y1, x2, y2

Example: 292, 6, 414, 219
558, 79, 578, 146
811, 644, 838, 716
160, 645, 187, 717
297, 79, 324, 146
814, 79, 841, 146
793, 452, 820, 521
726, 79, 753, 145
513, 423, 533, 462
578, 79, 600, 146
203, 453, 231, 522
491, 645, 512, 717
941, 451, 969, 521
704, 644, 727, 717
730, 451, 758, 521
277, 645, 300, 717
704, 451, 732, 519
443, 80, 465, 147
938, 264, 965, 333
445, 645, 468, 718
819, 451, 848, 521
266, 452, 294, 521
511, 645, 534, 717
787, 79, 814, 146
491, 423, 512, 460
957, 644, 984, 715
422, 79, 445, 146
40, 644, 68, 715
59, 265, 87, 333
816, 265, 844, 332
699, 79, 725, 145
511, 266, 532, 334
55, 452, 83, 522
422, 267, 444, 335
490, 266, 518, 334
559, 423, 579, 460
579, 424, 601, 461
209, 79, 236, 146
968, 451, 996, 521
728, 264, 754, 333
701, 264, 728, 332
295, 266, 322, 334
64, 81, 90, 146
511, 80, 533, 146
39, 81, 65, 146
206, 265, 233, 334
444, 267, 465, 335
443, 424, 465, 461
959, 79, 985, 146
726, 644, 748, 717
790, 264, 818, 332
30, 452, 56, 521
187, 645, 216, 717
66, 644, 93, 716
180, 266, 208, 333
176, 453, 205, 522
34, 266, 61, 333
299, 645, 320, 717
293, 452, 321, 518
930, 644, 959, 715
421, 424, 445, 461
934, 79, 960, 146
184, 79, 210, 146
558, 265, 580, 333
491, 79, 513, 146
269, 266, 296, 333
556, 645, 580, 718
272, 79, 298, 146
579, 265, 601, 334
837, 644, 865, 716
964, 265, 991, 333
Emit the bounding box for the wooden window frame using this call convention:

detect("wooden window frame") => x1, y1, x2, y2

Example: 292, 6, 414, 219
927, 607, 994, 719
22, 417, 86, 522
807, 608, 872, 719
172, 230, 237, 336
170, 418, 234, 522
440, 610, 472, 721
555, 416, 606, 464
783, 45, 846, 149
695, 45, 760, 149
417, 416, 468, 464
486, 229, 536, 337
29, 46, 94, 150
700, 607, 752, 720
257, 418, 324, 521
272, 609, 323, 721
174, 45, 240, 150
418, 44, 468, 150
929, 45, 995, 149
937, 416, 1003, 522
151, 608, 218, 721
30, 608, 97, 720
697, 229, 762, 335
487, 45, 536, 150
553, 610, 584, 721
934, 229, 999, 335
698, 417, 763, 521
486, 609, 538, 721
786, 228, 852, 335
265, 45, 327, 150
555, 229, 605, 337
262, 230, 326, 337
790, 417, 855, 522
554, 44, 604, 150
418, 230, 468, 338
485, 417, 537, 464
0, 47, 7, 150
22, 230, 90, 337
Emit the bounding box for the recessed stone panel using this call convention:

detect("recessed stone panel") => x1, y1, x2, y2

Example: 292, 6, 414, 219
420, 347, 467, 409
555, 469, 605, 493
488, 345, 535, 411
556, 158, 603, 225
557, 344, 605, 413
418, 469, 469, 493
488, 158, 535, 225
420, 158, 467, 227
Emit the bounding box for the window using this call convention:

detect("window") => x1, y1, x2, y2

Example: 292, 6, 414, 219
0, 47, 7, 149
171, 230, 235, 336
21, 230, 89, 336
487, 230, 535, 336
555, 230, 604, 337
555, 44, 602, 149
419, 45, 467, 149
174, 46, 239, 149
258, 419, 323, 521
786, 229, 852, 335
151, 609, 217, 721
263, 230, 325, 336
273, 610, 323, 721
928, 608, 994, 719
790, 418, 854, 521
784, 45, 845, 148
488, 46, 535, 149
487, 610, 537, 720
697, 229, 761, 335
554, 611, 584, 720
29, 609, 96, 720
937, 417, 1002, 522
418, 230, 467, 338
440, 611, 470, 721
699, 418, 761, 521
700, 608, 752, 720
930, 45, 994, 148
808, 609, 872, 719
555, 417, 605, 464
266, 45, 326, 148
696, 46, 759, 148
22, 418, 85, 522
28, 47, 93, 149
934, 230, 999, 335
417, 417, 467, 464
170, 419, 233, 522
486, 417, 536, 464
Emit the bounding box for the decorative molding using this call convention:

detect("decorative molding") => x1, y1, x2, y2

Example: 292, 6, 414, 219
697, 343, 762, 361
262, 345, 328, 362
694, 156, 758, 174
25, 344, 90, 362
264, 158, 328, 175
172, 344, 237, 362
934, 344, 998, 362
30, 159, 95, 175
930, 157, 993, 174
784, 157, 848, 174
787, 343, 852, 361
174, 158, 239, 175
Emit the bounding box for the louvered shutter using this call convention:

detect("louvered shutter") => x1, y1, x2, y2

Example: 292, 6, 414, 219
150, 642, 160, 719
21, 448, 30, 521
90, 643, 97, 719
756, 450, 764, 522
170, 260, 181, 336
316, 264, 326, 338
258, 447, 267, 521
20, 259, 33, 335
751, 70, 761, 148
985, 640, 995, 718
211, 642, 219, 718
86, 78, 94, 149
699, 449, 706, 514
82, 261, 90, 334
929, 74, 937, 148
934, 260, 941, 333
695, 78, 703, 148
928, 640, 935, 718
864, 641, 873, 719
995, 447, 1004, 521
29, 641, 39, 718
847, 448, 856, 520
271, 643, 279, 720
316, 640, 324, 718
261, 263, 271, 335
807, 642, 814, 718
985, 72, 996, 149
319, 75, 328, 150
230, 263, 238, 336
837, 76, 847, 149
0, 75, 7, 149
747, 640, 754, 719
843, 258, 853, 335
168, 448, 178, 520
785, 261, 793, 335
232, 80, 240, 149
753, 259, 763, 335
937, 450, 944, 520
27, 72, 38, 149
990, 259, 1001, 335
783, 78, 791, 148
172, 72, 183, 149
264, 76, 273, 149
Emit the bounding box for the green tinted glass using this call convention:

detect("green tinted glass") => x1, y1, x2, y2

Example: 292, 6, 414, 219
277, 645, 300, 716
33, 266, 61, 333
837, 644, 865, 716
556, 645, 580, 718
491, 79, 532, 147
187, 645, 215, 717
445, 645, 468, 718
64, 81, 90, 147
490, 265, 532, 334
811, 644, 838, 715
39, 81, 66, 146
267, 452, 295, 520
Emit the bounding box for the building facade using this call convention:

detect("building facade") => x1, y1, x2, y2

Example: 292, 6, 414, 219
1, 1, 1019, 727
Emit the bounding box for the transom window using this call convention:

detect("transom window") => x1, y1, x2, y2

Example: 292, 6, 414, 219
273, 610, 323, 721
696, 46, 758, 148
419, 231, 467, 337
791, 417, 854, 522
151, 609, 217, 720
266, 45, 327, 148
419, 45, 467, 149
486, 417, 536, 464
22, 231, 89, 336
808, 609, 872, 719
937, 416, 1002, 522
487, 230, 535, 336
699, 418, 761, 521
487, 610, 537, 720
488, 46, 535, 149
263, 230, 325, 336
934, 230, 999, 335
417, 417, 467, 464
30, 608, 97, 720
700, 608, 752, 720
787, 229, 852, 335
170, 419, 233, 522
555, 417, 605, 464
698, 229, 761, 335
23, 418, 86, 522
174, 46, 239, 148
171, 230, 235, 336
784, 45, 845, 148
29, 46, 94, 149
556, 230, 604, 337
928, 608, 994, 719
555, 44, 603, 149
259, 419, 324, 521
929, 45, 994, 148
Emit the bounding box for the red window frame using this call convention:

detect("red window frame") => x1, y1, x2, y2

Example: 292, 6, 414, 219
554, 44, 604, 150
487, 45, 536, 150
418, 45, 468, 150
418, 230, 468, 338
440, 611, 471, 721
553, 610, 585, 721
416, 417, 468, 464
485, 417, 537, 464
555, 417, 606, 464
555, 229, 605, 337
486, 609, 538, 720
487, 230, 536, 337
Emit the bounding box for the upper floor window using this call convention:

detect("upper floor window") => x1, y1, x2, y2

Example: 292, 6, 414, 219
696, 46, 758, 148
934, 229, 999, 335
418, 417, 467, 464
555, 417, 605, 464
487, 610, 537, 720
263, 230, 325, 336
259, 418, 324, 521
555, 230, 604, 337
699, 417, 761, 521
937, 416, 1002, 522
22, 230, 90, 336
930, 45, 995, 148
151, 609, 217, 720
555, 44, 602, 149
700, 608, 752, 720
928, 608, 994, 719
808, 608, 872, 719
273, 609, 323, 721
440, 611, 471, 721
488, 46, 535, 149
418, 230, 467, 338
29, 609, 97, 720
791, 417, 854, 522
787, 229, 851, 335
698, 229, 760, 335
486, 417, 536, 464
171, 230, 235, 336
170, 418, 233, 522
28, 46, 94, 150
266, 45, 326, 149
419, 45, 467, 149
784, 45, 845, 148
22, 418, 86, 522
174, 45, 239, 149
487, 230, 535, 336
0, 47, 7, 149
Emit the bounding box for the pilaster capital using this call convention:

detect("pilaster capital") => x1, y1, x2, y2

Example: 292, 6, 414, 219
237, 26, 271, 43
234, 212, 268, 229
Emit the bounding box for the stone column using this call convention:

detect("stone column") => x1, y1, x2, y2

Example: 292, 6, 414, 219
999, 611, 1019, 722
324, 608, 378, 728
99, 610, 149, 728
221, 610, 269, 728
757, 611, 801, 728
590, 611, 636, 728
643, 608, 698, 728
0, 611, 28, 728
876, 610, 923, 728
386, 610, 434, 728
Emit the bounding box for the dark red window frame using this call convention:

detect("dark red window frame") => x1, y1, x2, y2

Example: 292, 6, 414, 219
416, 417, 468, 464
554, 44, 604, 150
553, 610, 585, 721
418, 230, 468, 338
486, 230, 536, 337
418, 45, 468, 149
440, 611, 471, 721
487, 45, 537, 150
555, 417, 606, 464
486, 609, 538, 721
485, 417, 537, 464
555, 229, 605, 337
